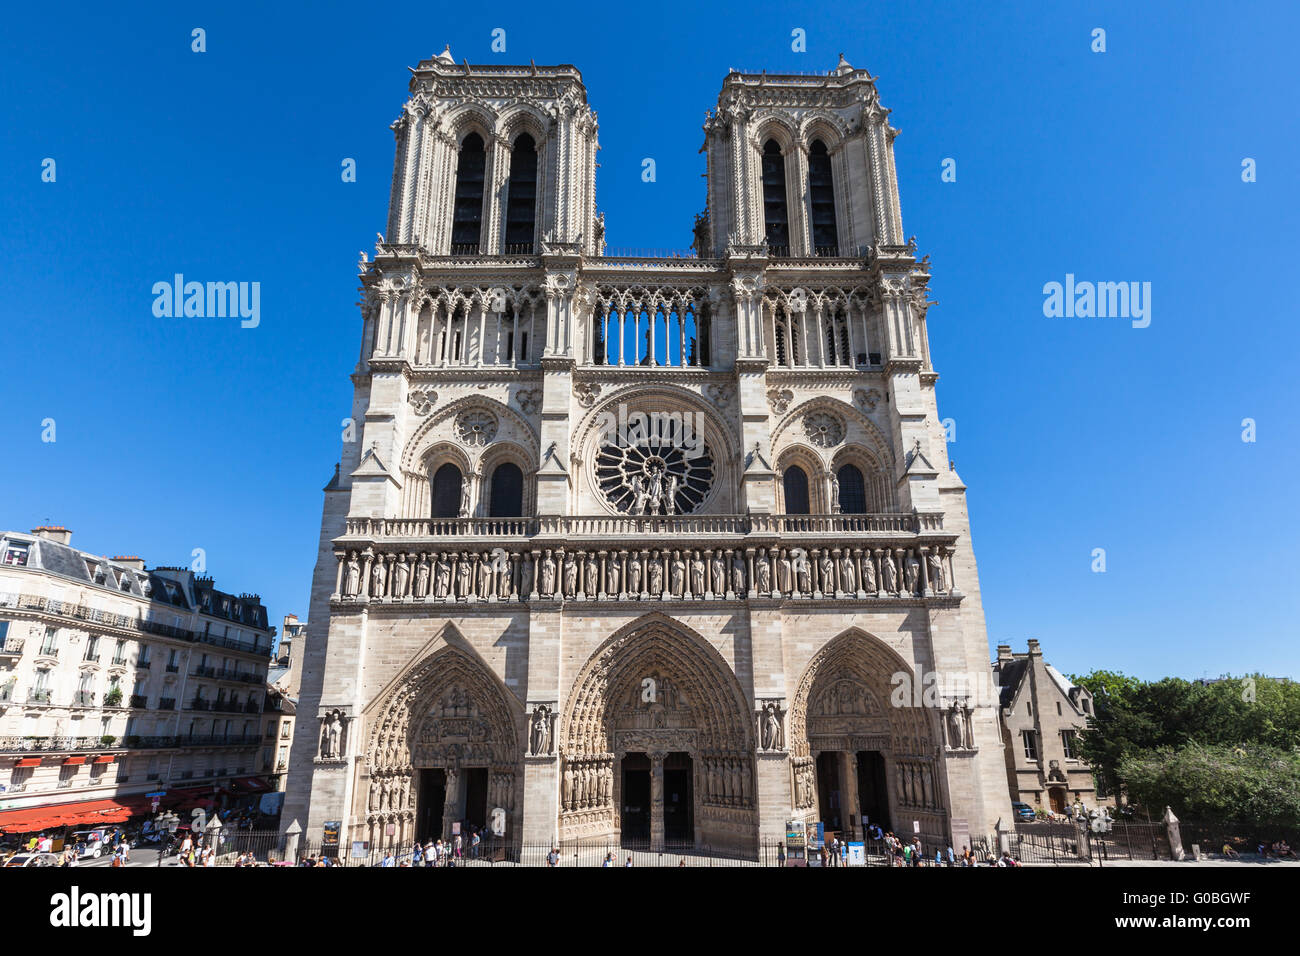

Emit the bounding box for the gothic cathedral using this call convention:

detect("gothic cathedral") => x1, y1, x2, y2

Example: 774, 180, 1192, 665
283, 47, 1013, 854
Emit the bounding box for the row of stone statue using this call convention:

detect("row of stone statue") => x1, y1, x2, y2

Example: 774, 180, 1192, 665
561, 756, 613, 813
338, 544, 957, 602
698, 754, 754, 809
368, 769, 413, 813
896, 760, 940, 810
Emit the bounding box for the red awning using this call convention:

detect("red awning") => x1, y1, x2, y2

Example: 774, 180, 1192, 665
232, 776, 272, 792
14, 757, 41, 767
63, 756, 87, 766
93, 755, 116, 764
0, 797, 142, 834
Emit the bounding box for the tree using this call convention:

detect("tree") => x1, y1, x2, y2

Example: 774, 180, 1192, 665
1119, 744, 1300, 828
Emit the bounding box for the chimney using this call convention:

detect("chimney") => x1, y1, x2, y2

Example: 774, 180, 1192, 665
113, 556, 146, 571
995, 644, 1012, 662
31, 526, 72, 546
1027, 639, 1042, 657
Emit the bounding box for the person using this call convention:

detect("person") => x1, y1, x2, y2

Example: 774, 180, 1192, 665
424, 840, 437, 867
602, 852, 613, 867
1278, 840, 1296, 859
546, 847, 559, 867
946, 845, 955, 866
411, 843, 423, 867
471, 829, 481, 860
777, 843, 786, 867
380, 852, 395, 867
625, 856, 633, 867
120, 838, 130, 864
962, 845, 975, 866
454, 832, 462, 860
678, 859, 686, 867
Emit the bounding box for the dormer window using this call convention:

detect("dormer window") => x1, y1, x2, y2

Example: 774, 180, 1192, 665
2, 543, 28, 566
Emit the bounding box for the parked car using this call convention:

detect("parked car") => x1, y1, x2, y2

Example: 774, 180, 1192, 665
4, 852, 60, 867
1011, 802, 1037, 822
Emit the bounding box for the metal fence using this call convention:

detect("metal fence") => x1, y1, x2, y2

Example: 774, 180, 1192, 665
1011, 820, 1173, 864
184, 831, 985, 867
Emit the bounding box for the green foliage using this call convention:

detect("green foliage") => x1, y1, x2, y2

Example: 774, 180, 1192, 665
1077, 673, 1300, 823
1119, 744, 1300, 827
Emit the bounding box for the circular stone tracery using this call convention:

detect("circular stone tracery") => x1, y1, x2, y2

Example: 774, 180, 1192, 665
595, 437, 714, 515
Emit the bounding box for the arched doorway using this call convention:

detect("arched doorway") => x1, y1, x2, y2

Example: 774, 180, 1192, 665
363, 645, 521, 849
560, 616, 755, 851
791, 629, 946, 843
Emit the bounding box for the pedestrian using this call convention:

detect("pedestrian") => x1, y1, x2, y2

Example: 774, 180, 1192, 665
945, 844, 955, 866
602, 852, 613, 867
411, 843, 423, 867
471, 829, 480, 860
454, 832, 462, 859
625, 856, 633, 867
380, 852, 395, 867
424, 839, 436, 867
546, 847, 559, 867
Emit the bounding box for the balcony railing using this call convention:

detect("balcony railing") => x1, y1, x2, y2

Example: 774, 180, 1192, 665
166, 663, 180, 672
27, 688, 53, 704
82, 652, 100, 663
129, 694, 148, 709
0, 735, 122, 753
0, 592, 273, 659
343, 512, 943, 541
111, 656, 128, 666
188, 699, 212, 711
136, 659, 151, 669
37, 645, 58, 658
158, 697, 176, 710
0, 637, 24, 656
73, 691, 95, 706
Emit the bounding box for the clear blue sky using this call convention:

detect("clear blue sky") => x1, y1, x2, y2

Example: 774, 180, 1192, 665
1, 1, 1295, 680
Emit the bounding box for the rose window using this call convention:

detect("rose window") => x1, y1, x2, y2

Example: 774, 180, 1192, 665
804, 411, 844, 448
595, 436, 714, 515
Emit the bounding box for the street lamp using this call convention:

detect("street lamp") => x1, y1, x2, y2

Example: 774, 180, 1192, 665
155, 811, 179, 867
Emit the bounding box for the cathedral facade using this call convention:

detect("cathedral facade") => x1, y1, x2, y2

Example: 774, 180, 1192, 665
282, 47, 1012, 853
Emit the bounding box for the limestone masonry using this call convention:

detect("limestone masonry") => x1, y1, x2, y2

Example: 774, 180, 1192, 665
283, 48, 1013, 852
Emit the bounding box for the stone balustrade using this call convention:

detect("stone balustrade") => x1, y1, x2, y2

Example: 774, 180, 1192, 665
342, 512, 942, 541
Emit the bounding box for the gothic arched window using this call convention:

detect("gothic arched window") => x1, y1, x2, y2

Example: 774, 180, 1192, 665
450, 133, 487, 254
837, 464, 867, 514
432, 463, 464, 518
504, 134, 538, 253
809, 140, 839, 255
488, 462, 524, 517
761, 140, 790, 256
783, 466, 810, 515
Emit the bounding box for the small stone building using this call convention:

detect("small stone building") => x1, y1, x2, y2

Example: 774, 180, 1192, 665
992, 640, 1102, 813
